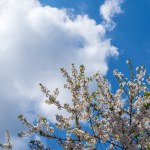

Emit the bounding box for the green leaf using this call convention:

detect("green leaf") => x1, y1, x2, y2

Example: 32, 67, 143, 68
144, 92, 150, 97
144, 103, 150, 109
146, 146, 150, 150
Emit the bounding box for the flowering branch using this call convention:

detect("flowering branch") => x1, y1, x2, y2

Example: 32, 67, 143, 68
5, 60, 148, 149
0, 131, 13, 150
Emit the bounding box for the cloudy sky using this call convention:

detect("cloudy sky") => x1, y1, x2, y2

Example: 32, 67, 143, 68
0, 0, 150, 149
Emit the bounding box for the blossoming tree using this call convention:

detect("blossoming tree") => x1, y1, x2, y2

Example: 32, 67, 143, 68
0, 60, 150, 150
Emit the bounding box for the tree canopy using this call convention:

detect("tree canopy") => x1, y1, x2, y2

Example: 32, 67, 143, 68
0, 60, 150, 150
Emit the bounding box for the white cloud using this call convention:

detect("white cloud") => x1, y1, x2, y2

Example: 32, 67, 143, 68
100, 0, 123, 29
0, 0, 123, 148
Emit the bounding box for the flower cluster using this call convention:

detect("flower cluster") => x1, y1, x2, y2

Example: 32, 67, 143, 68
39, 83, 61, 109
0, 131, 13, 150
18, 114, 54, 138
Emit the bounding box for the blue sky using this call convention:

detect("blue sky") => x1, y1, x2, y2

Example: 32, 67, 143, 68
40, 0, 150, 84
0, 0, 150, 149
43, 0, 150, 64
108, 0, 150, 72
